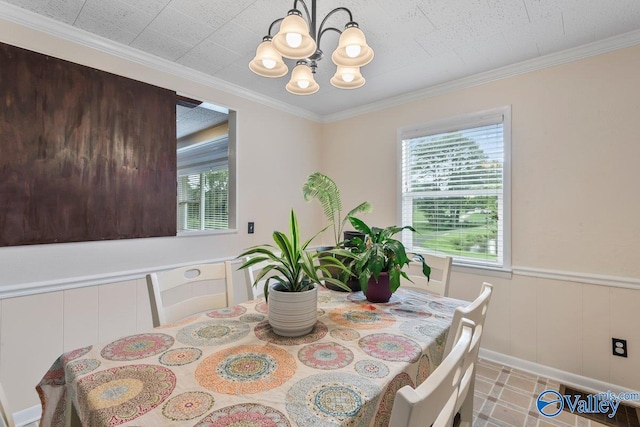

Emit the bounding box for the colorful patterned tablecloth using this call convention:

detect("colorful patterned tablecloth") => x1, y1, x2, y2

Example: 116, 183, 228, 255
37, 287, 467, 427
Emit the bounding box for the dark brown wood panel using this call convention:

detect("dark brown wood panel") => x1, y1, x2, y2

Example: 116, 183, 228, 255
0, 42, 177, 246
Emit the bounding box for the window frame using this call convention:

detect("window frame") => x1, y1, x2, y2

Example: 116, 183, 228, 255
397, 106, 512, 272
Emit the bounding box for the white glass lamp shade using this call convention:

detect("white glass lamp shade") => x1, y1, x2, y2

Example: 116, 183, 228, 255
272, 12, 317, 59
285, 63, 319, 95
331, 26, 374, 67
249, 40, 288, 77
330, 66, 365, 89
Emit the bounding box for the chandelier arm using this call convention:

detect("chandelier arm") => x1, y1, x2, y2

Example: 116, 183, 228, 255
316, 7, 354, 49
267, 17, 285, 36
293, 0, 313, 29
317, 27, 342, 50
318, 7, 354, 35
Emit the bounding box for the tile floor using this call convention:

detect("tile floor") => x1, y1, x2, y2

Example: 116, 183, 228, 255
473, 359, 637, 427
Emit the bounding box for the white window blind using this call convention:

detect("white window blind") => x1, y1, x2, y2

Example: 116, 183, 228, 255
400, 108, 510, 268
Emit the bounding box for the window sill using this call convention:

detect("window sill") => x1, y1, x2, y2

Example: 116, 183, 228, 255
177, 228, 238, 238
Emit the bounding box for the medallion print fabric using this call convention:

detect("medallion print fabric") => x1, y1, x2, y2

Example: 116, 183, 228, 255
328, 305, 395, 329
297, 342, 354, 370
255, 301, 268, 314
416, 353, 431, 385
194, 403, 291, 427
65, 359, 101, 382
254, 320, 328, 345
373, 372, 414, 427
61, 346, 93, 363
329, 327, 360, 341
176, 320, 250, 346
354, 360, 389, 379
399, 318, 447, 343
158, 347, 202, 366
318, 294, 332, 304
358, 333, 422, 362
40, 358, 65, 386
37, 288, 466, 427
161, 391, 214, 421
206, 305, 247, 318
77, 364, 176, 426
347, 292, 402, 305
100, 333, 174, 361
427, 300, 458, 319
195, 344, 296, 394
286, 372, 380, 426
389, 306, 432, 319
239, 313, 266, 323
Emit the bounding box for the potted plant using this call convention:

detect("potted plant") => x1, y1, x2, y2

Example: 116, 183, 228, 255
238, 209, 352, 337
302, 172, 371, 290
302, 172, 372, 246
347, 217, 431, 303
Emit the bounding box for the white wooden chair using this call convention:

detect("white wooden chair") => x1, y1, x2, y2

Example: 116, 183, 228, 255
243, 257, 277, 300
0, 382, 15, 427
402, 253, 453, 296
146, 262, 234, 327
444, 282, 494, 427
389, 318, 476, 427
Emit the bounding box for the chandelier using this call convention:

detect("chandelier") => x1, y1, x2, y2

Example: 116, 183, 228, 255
249, 0, 374, 95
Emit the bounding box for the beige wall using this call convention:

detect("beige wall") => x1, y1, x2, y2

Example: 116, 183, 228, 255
322, 45, 640, 390
1, 16, 640, 416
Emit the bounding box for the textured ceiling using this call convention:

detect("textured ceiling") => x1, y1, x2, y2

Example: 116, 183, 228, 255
176, 105, 228, 139
2, 0, 640, 117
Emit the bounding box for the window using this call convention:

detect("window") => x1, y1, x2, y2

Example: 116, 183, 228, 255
399, 107, 510, 269
177, 166, 229, 231
176, 99, 236, 233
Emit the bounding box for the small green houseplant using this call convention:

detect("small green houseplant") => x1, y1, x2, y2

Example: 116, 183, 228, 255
302, 172, 372, 246
347, 217, 431, 303
302, 172, 371, 291
238, 210, 352, 336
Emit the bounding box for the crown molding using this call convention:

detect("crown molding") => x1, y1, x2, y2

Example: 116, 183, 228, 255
0, 1, 323, 122
322, 29, 640, 123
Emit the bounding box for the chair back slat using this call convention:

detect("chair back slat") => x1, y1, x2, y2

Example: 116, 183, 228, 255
146, 261, 234, 327
243, 257, 278, 299
401, 253, 453, 296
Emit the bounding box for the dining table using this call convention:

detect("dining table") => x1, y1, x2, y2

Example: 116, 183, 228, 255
37, 286, 468, 427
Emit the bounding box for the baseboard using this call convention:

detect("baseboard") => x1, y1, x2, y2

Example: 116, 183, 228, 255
13, 404, 41, 427
479, 348, 640, 408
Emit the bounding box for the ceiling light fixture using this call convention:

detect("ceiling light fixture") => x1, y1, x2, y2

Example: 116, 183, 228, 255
249, 0, 374, 95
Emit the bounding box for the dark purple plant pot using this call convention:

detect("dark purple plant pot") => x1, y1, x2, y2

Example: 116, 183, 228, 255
365, 273, 392, 303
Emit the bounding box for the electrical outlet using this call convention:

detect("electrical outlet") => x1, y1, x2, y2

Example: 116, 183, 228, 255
248, 222, 255, 234
612, 338, 627, 358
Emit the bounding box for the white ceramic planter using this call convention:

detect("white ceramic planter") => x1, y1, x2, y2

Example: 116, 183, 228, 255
267, 284, 318, 337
